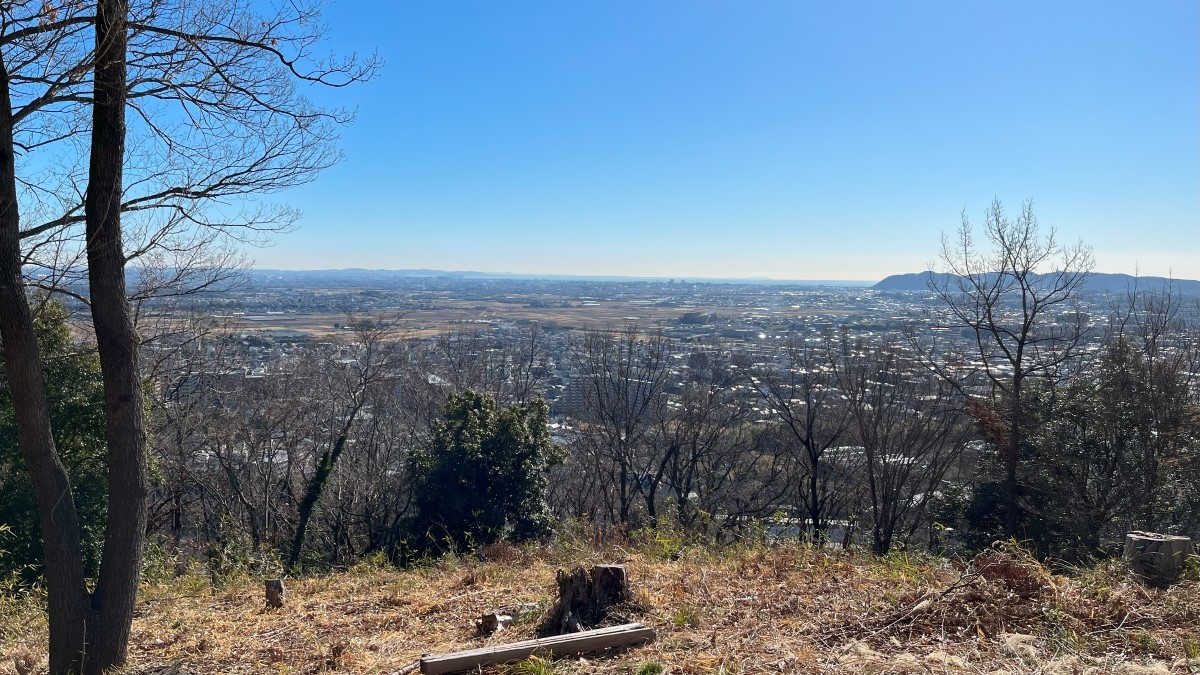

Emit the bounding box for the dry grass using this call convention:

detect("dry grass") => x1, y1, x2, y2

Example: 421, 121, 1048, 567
2, 539, 1198, 674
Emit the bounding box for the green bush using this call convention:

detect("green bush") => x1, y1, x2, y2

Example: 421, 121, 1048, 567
408, 390, 563, 554
0, 299, 107, 581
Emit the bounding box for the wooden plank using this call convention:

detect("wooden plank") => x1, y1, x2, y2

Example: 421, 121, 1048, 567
420, 622, 655, 675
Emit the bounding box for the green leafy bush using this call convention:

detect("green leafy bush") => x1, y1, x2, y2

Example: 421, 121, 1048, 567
408, 390, 562, 554
0, 299, 107, 581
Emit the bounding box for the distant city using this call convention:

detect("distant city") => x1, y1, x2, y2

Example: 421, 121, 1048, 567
139, 267, 1200, 419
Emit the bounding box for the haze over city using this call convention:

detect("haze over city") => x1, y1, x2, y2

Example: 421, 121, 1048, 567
257, 1, 1198, 280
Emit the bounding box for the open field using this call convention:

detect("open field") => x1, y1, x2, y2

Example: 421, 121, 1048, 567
3, 538, 1198, 674
181, 297, 864, 338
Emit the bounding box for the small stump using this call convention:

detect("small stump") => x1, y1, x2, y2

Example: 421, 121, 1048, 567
265, 578, 286, 608
543, 564, 628, 634
1123, 531, 1193, 585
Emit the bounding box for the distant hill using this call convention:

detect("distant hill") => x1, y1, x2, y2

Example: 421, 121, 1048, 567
873, 271, 1200, 296
872, 272, 947, 292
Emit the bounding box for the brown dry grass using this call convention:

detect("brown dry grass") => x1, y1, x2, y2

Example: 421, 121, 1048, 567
2, 538, 1198, 675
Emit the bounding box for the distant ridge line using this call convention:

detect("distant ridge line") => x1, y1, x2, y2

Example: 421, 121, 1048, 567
873, 271, 1200, 295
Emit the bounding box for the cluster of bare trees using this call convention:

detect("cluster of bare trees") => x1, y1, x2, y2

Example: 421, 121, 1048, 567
139, 317, 978, 576
914, 200, 1199, 557
545, 324, 972, 553
146, 319, 567, 567
1017, 281, 1200, 557
138, 253, 1200, 574
152, 321, 431, 569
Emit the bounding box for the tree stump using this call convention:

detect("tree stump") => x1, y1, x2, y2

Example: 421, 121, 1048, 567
265, 578, 286, 608
543, 565, 628, 635
1123, 531, 1193, 585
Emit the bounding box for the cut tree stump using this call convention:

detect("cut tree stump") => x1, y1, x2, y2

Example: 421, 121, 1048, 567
420, 622, 655, 674
265, 578, 286, 608
544, 564, 628, 634
1123, 531, 1194, 585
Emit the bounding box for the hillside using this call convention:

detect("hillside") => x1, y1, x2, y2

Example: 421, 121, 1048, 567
873, 271, 1200, 295
2, 539, 1197, 675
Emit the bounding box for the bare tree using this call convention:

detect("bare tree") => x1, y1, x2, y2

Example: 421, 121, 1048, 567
0, 1, 374, 670
836, 338, 969, 554
642, 341, 782, 529
1106, 279, 1200, 529
81, 2, 145, 667
922, 199, 1093, 537
321, 369, 431, 561
751, 333, 852, 539
500, 322, 552, 406
148, 325, 434, 568
568, 324, 671, 525
18, 0, 378, 297
289, 317, 405, 569
430, 322, 550, 406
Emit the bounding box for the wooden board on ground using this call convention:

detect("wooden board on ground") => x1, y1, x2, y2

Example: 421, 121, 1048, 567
419, 622, 655, 675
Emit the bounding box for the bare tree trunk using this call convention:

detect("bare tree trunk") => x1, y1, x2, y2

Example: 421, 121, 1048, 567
807, 464, 823, 538
618, 459, 632, 525
84, 0, 148, 670
1005, 379, 1021, 538
0, 53, 89, 675
289, 402, 362, 569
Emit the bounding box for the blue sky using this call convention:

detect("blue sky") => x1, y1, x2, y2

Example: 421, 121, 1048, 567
260, 1, 1199, 281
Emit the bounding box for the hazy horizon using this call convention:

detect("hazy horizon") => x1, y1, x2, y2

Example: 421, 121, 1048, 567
248, 266, 877, 283
243, 265, 1200, 286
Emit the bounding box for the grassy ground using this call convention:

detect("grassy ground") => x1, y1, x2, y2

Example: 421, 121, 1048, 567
2, 536, 1198, 674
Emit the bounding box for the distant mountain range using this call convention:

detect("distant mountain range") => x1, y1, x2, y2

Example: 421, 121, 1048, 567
873, 271, 1200, 295
32, 264, 1197, 294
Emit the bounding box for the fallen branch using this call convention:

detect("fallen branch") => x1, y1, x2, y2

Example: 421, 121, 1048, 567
877, 569, 981, 630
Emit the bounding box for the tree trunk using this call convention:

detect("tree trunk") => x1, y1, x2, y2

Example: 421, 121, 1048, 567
0, 53, 89, 675
618, 458, 631, 524
84, 0, 148, 671
807, 450, 823, 539
289, 403, 361, 569
1004, 380, 1022, 537
645, 443, 676, 523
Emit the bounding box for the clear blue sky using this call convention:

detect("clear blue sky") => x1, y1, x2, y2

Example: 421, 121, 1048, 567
260, 0, 1199, 281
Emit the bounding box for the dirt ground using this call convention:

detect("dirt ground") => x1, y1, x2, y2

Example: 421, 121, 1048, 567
3, 539, 1197, 674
